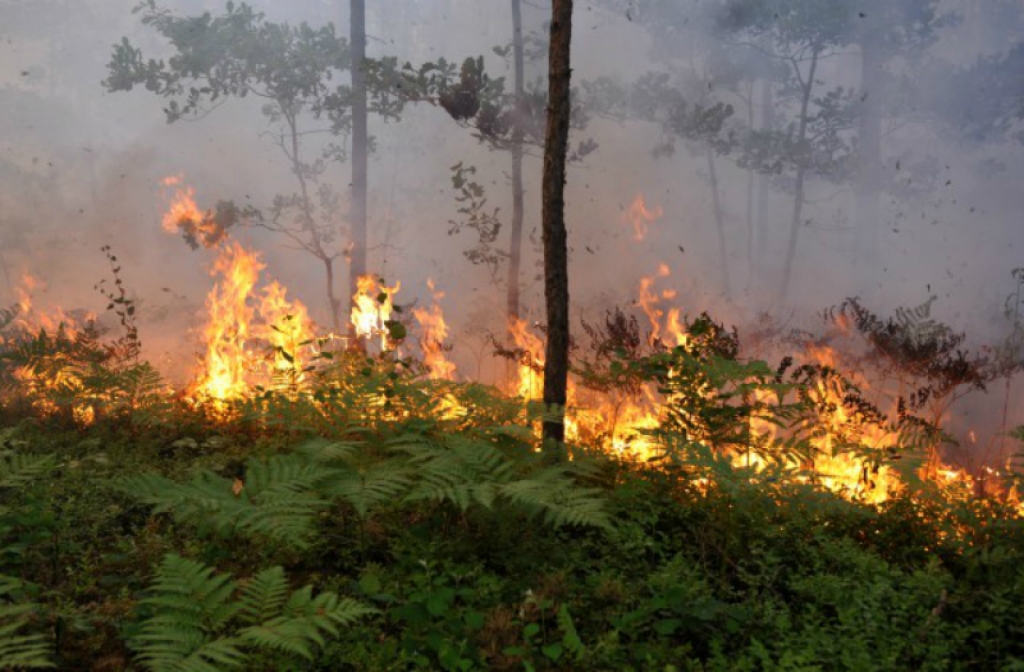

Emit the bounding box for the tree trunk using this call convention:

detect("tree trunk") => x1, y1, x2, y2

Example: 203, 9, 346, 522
349, 0, 368, 337
855, 37, 884, 277
705, 146, 732, 298
778, 49, 819, 306
541, 0, 573, 447
744, 81, 756, 290
506, 0, 526, 384
755, 80, 774, 282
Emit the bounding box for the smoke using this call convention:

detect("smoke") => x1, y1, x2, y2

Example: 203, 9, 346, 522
0, 0, 1021, 459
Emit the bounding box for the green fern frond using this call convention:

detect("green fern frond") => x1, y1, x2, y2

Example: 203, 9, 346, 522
131, 555, 255, 671
239, 589, 375, 661
124, 456, 331, 548
294, 437, 361, 463
237, 566, 290, 626
131, 555, 373, 670
499, 467, 613, 531
0, 453, 53, 490
0, 577, 54, 669
323, 461, 412, 518
142, 555, 241, 630
394, 434, 514, 512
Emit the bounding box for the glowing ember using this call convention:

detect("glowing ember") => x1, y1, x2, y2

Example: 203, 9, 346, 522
623, 193, 664, 241
413, 279, 456, 380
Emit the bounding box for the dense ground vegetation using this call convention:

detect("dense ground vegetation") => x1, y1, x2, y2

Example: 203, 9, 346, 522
1, 306, 1023, 671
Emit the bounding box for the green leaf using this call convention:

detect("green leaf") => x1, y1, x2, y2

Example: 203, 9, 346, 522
541, 643, 564, 661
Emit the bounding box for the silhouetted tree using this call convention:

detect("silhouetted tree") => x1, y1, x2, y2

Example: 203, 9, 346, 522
541, 0, 573, 446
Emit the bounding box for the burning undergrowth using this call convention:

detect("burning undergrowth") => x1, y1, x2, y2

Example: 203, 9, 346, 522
0, 182, 1021, 523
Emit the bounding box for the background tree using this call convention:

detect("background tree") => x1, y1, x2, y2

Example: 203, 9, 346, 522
850, 0, 948, 268
366, 18, 596, 389
348, 0, 368, 337
718, 0, 859, 305
106, 1, 362, 330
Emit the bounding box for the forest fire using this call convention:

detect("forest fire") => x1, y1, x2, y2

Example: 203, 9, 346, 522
413, 279, 456, 380
623, 192, 665, 242
0, 180, 1015, 519
351, 275, 400, 351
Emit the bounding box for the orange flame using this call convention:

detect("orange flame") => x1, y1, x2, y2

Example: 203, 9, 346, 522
413, 279, 456, 380
623, 193, 664, 241
161, 174, 226, 249
191, 241, 262, 401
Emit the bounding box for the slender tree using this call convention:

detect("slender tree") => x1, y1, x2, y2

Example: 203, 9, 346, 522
348, 0, 368, 337
105, 2, 355, 329
541, 0, 573, 445
507, 0, 526, 337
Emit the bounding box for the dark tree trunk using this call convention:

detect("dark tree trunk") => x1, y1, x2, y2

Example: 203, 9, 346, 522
778, 49, 819, 306
541, 0, 573, 446
507, 0, 526, 382
349, 0, 368, 335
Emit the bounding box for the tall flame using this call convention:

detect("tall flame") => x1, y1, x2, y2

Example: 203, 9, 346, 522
351, 275, 401, 350
413, 279, 456, 380
192, 241, 262, 401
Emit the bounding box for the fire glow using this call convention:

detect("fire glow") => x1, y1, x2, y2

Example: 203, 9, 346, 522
2, 182, 1012, 516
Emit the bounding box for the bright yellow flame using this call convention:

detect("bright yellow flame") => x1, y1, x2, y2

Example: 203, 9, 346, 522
191, 241, 262, 401
351, 275, 400, 350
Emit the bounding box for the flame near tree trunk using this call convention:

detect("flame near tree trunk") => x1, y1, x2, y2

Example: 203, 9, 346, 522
350, 275, 400, 351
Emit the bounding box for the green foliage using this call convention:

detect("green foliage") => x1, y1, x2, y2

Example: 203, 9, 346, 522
129, 554, 374, 670
0, 449, 55, 669
447, 162, 505, 278
124, 420, 613, 551
123, 455, 331, 549
0, 576, 53, 669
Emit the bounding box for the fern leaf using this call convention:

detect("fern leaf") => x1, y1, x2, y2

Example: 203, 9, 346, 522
0, 588, 54, 669
324, 462, 412, 518
237, 567, 289, 626
239, 583, 376, 660
132, 555, 373, 670
499, 467, 613, 531
294, 437, 361, 463
131, 555, 245, 671
123, 456, 330, 548
0, 453, 53, 489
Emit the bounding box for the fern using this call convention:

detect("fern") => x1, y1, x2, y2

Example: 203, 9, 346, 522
0, 576, 54, 669
0, 452, 53, 489
393, 433, 513, 512
130, 555, 374, 670
237, 580, 374, 660
323, 460, 413, 518
123, 455, 331, 549
499, 465, 614, 530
